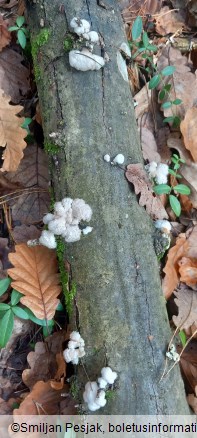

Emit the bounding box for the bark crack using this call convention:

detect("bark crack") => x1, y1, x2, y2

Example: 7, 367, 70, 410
144, 281, 160, 415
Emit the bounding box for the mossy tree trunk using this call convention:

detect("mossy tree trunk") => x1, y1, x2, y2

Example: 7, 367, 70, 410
26, 0, 190, 414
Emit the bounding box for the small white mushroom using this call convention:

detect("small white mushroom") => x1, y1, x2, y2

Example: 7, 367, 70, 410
83, 31, 100, 43
70, 17, 91, 35
82, 226, 93, 236
103, 154, 111, 163
39, 230, 57, 249
113, 154, 125, 165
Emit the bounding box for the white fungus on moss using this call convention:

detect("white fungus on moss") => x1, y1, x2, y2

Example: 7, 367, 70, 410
154, 220, 171, 234
166, 344, 180, 362
63, 331, 85, 365
39, 230, 57, 249
69, 49, 105, 71
98, 377, 108, 389
40, 197, 92, 248
83, 366, 117, 411
83, 31, 100, 43
113, 154, 125, 165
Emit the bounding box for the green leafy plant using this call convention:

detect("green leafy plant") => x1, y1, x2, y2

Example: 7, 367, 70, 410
154, 154, 191, 217
0, 278, 63, 347
130, 17, 182, 127
8, 16, 29, 49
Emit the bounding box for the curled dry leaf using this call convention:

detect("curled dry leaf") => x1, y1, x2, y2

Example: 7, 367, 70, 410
0, 48, 30, 103
13, 381, 69, 415
178, 257, 197, 287
157, 47, 197, 120
0, 89, 26, 172
173, 284, 197, 330
180, 107, 197, 163
163, 226, 197, 298
8, 244, 61, 320
0, 15, 11, 52
125, 163, 168, 219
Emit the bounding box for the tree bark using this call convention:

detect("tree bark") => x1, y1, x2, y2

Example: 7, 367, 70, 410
26, 0, 190, 414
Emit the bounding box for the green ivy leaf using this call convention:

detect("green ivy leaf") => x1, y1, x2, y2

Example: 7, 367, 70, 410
12, 306, 30, 320
161, 101, 172, 109
11, 289, 23, 306
173, 184, 191, 195
149, 74, 161, 89
173, 98, 182, 105
16, 16, 25, 28
142, 31, 149, 48
0, 303, 10, 311
0, 277, 11, 296
131, 16, 143, 41
159, 89, 166, 100
0, 310, 14, 348
169, 195, 181, 217
154, 184, 171, 195
163, 116, 174, 124
179, 330, 187, 347
17, 29, 26, 49
161, 65, 176, 76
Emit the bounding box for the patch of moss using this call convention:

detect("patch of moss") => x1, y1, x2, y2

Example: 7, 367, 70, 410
70, 379, 79, 399
56, 237, 76, 317
105, 389, 116, 401
31, 28, 51, 81
63, 34, 74, 52
44, 141, 59, 154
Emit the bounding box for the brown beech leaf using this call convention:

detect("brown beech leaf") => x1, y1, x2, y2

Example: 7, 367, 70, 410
173, 284, 197, 330
13, 381, 69, 415
6, 144, 50, 223
180, 107, 197, 162
0, 89, 26, 172
0, 15, 11, 52
178, 341, 197, 394
8, 244, 61, 320
0, 48, 30, 103
125, 163, 168, 219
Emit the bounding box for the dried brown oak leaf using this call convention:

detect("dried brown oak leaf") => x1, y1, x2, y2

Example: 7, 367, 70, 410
5, 144, 50, 224
163, 225, 197, 298
0, 15, 11, 51
0, 48, 30, 103
125, 163, 168, 219
180, 107, 197, 163
13, 381, 69, 415
8, 244, 61, 320
155, 6, 186, 35
173, 284, 197, 330
0, 89, 26, 172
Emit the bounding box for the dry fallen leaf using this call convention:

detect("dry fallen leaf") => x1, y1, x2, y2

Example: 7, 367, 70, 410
155, 6, 186, 35
13, 381, 69, 415
125, 163, 168, 219
6, 144, 50, 224
163, 226, 197, 298
188, 389, 197, 413
120, 0, 162, 23
13, 225, 41, 244
178, 257, 197, 288
180, 107, 197, 163
178, 341, 197, 394
0, 15, 11, 52
173, 284, 197, 330
157, 47, 197, 120
0, 48, 30, 103
8, 244, 61, 320
23, 331, 67, 389
0, 89, 26, 172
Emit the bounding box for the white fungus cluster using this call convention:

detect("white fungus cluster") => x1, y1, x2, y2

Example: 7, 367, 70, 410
69, 17, 105, 71
63, 331, 85, 365
103, 154, 125, 165
166, 344, 180, 362
83, 367, 118, 411
146, 161, 169, 184
39, 198, 93, 249
154, 220, 171, 235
